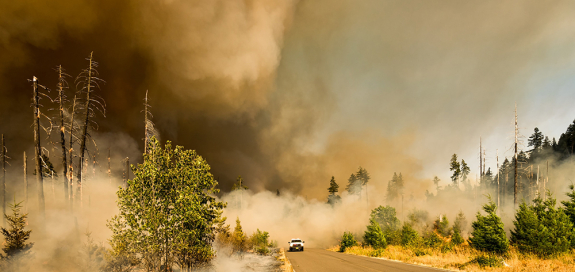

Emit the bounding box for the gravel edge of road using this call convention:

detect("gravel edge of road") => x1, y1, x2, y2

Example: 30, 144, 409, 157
279, 248, 295, 272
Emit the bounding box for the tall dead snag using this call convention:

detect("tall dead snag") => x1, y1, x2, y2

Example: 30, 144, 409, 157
32, 76, 45, 217
1, 134, 5, 227
56, 65, 70, 203
143, 90, 159, 154
75, 52, 105, 200
23, 152, 27, 212
68, 95, 77, 209
514, 104, 518, 208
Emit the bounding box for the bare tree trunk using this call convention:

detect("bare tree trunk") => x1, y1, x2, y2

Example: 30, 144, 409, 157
497, 149, 499, 210
24, 152, 27, 212
77, 52, 94, 201
2, 134, 5, 226
68, 95, 76, 210
124, 157, 129, 187
33, 77, 45, 217
514, 104, 518, 209
57, 65, 69, 204
107, 148, 111, 184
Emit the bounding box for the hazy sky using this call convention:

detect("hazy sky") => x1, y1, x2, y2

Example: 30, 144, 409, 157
2, 0, 575, 198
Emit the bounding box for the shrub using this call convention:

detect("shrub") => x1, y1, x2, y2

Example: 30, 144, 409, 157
433, 214, 451, 237
451, 229, 464, 245
339, 232, 357, 252
468, 198, 509, 254
471, 255, 502, 268
423, 231, 442, 248
413, 249, 428, 256
369, 248, 385, 257
363, 219, 387, 249
511, 193, 573, 257
400, 223, 420, 246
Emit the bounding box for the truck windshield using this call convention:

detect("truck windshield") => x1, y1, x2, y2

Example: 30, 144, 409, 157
291, 240, 302, 243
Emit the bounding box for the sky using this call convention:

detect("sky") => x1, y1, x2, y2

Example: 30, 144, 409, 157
2, 0, 575, 199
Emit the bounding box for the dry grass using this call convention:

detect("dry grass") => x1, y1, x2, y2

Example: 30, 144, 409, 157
330, 245, 575, 271
277, 248, 294, 272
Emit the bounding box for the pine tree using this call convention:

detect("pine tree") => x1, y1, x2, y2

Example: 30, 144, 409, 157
363, 219, 386, 249
346, 173, 361, 196
528, 127, 544, 152
449, 154, 461, 186
562, 185, 575, 227
1, 201, 33, 271
453, 210, 467, 234
432, 176, 440, 191
433, 215, 451, 237
232, 217, 248, 254
511, 193, 573, 257
469, 198, 508, 254
339, 232, 357, 252
327, 176, 341, 205
328, 176, 339, 195
400, 223, 419, 246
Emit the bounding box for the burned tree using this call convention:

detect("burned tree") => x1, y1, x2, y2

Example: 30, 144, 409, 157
75, 52, 105, 199
55, 65, 71, 203
143, 90, 159, 154
32, 77, 45, 216
1, 135, 5, 227
68, 95, 77, 208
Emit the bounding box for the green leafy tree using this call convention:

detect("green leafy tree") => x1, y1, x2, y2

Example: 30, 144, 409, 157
1, 201, 33, 272
468, 198, 508, 254
339, 232, 357, 252
107, 138, 226, 271
511, 193, 574, 257
449, 154, 461, 186
371, 205, 401, 245
363, 219, 387, 249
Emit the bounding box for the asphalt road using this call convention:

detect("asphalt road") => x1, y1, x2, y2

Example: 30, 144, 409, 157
285, 248, 449, 272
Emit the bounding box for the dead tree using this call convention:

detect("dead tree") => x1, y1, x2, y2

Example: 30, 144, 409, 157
75, 52, 105, 200
514, 104, 518, 208
56, 65, 71, 203
1, 134, 5, 226
107, 148, 111, 184
123, 157, 130, 187
143, 90, 159, 153
23, 152, 27, 212
68, 95, 77, 209
32, 76, 45, 216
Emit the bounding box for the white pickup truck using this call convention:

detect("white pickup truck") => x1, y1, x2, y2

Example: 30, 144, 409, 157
288, 238, 305, 252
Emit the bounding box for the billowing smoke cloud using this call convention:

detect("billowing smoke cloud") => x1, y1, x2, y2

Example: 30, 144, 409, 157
2, 0, 575, 202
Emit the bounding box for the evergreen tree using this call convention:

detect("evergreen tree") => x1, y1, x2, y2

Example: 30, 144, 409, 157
562, 184, 575, 226
107, 138, 226, 271
232, 176, 248, 190
1, 201, 33, 271
386, 172, 404, 202
451, 230, 464, 245
433, 215, 451, 237
432, 176, 440, 191
469, 198, 509, 254
328, 176, 339, 195
449, 154, 461, 186
363, 219, 387, 249
232, 217, 248, 254
453, 210, 468, 234
400, 223, 419, 246
460, 160, 470, 184
339, 232, 357, 252
511, 193, 573, 257
346, 173, 361, 196
528, 127, 544, 151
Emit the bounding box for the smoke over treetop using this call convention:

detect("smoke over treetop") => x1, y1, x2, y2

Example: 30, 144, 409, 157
2, 1, 575, 199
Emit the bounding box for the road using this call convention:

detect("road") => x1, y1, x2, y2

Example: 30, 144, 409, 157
285, 248, 449, 272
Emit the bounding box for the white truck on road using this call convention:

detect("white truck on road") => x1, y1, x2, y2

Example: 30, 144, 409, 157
288, 238, 305, 252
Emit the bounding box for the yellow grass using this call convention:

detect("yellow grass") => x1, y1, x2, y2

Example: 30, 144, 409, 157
329, 245, 575, 271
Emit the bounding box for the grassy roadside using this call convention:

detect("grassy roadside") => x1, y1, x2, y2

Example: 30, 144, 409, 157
328, 245, 575, 271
